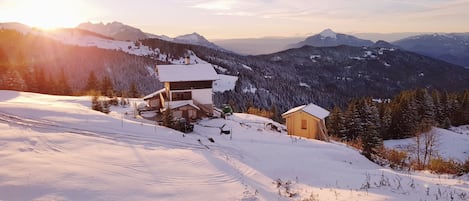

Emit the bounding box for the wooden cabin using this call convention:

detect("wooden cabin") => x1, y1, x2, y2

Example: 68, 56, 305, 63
143, 62, 218, 121
282, 103, 330, 141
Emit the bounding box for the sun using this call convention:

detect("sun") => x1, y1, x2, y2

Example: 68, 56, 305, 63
3, 0, 88, 30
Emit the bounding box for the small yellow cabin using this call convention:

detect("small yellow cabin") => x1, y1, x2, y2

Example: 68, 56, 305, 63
282, 103, 330, 141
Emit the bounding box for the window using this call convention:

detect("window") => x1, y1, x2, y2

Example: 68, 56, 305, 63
301, 119, 307, 129
171, 91, 192, 101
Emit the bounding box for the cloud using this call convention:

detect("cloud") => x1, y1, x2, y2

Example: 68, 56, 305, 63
192, 0, 237, 10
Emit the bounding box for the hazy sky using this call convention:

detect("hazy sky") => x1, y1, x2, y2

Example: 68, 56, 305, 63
1, 0, 468, 39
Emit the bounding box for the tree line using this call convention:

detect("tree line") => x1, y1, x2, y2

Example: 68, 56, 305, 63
326, 88, 469, 159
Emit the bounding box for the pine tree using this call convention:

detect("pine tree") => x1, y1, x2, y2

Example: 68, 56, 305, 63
454, 91, 469, 126
416, 89, 435, 132
344, 100, 363, 141
431, 90, 445, 127
57, 69, 72, 95
84, 71, 99, 94
401, 98, 420, 138
162, 107, 174, 128
359, 99, 382, 159
0, 48, 9, 74
46, 73, 58, 95
35, 67, 48, 94
102, 99, 111, 114
128, 82, 140, 98
101, 76, 114, 98
380, 104, 392, 139
326, 106, 346, 139
91, 94, 102, 112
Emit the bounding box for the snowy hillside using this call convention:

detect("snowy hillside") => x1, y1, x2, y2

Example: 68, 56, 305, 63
47, 28, 157, 56
0, 91, 468, 201
385, 127, 469, 162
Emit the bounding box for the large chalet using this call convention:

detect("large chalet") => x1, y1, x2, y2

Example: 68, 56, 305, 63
143, 61, 219, 121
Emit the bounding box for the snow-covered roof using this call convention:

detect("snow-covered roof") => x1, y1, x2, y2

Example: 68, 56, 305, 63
157, 64, 218, 82
282, 103, 330, 119
143, 88, 165, 100
168, 100, 200, 110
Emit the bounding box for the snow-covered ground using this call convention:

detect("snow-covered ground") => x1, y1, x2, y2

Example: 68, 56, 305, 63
385, 127, 469, 162
213, 74, 238, 92
0, 91, 468, 201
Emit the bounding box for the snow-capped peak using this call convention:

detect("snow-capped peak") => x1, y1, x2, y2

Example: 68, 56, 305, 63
175, 32, 206, 43
319, 28, 337, 39
174, 32, 226, 51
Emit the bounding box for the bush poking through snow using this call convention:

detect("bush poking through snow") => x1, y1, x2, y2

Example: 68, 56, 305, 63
273, 178, 298, 198
91, 94, 110, 114
382, 148, 409, 170
301, 192, 320, 201
428, 157, 466, 175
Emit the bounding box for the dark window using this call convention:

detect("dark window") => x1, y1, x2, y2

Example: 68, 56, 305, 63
172, 91, 192, 101
301, 119, 307, 129
170, 81, 212, 90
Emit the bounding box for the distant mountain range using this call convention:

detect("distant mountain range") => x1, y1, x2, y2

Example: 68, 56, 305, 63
73, 22, 469, 68
173, 32, 226, 51
288, 29, 374, 49
78, 21, 150, 41
213, 37, 304, 55
394, 33, 469, 68
77, 21, 226, 51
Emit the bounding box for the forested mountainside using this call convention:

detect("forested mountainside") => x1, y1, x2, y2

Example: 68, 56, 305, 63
2, 28, 469, 117
0, 29, 164, 95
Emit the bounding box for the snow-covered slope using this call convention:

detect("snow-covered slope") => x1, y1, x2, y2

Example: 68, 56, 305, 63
0, 91, 468, 201
47, 28, 158, 56
385, 127, 469, 162
213, 74, 238, 92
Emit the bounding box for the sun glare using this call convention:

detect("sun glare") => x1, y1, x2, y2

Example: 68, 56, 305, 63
4, 0, 88, 30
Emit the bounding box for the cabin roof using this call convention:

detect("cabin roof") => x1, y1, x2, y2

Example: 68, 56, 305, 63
157, 64, 219, 82
282, 103, 330, 119
143, 88, 165, 100
168, 100, 200, 110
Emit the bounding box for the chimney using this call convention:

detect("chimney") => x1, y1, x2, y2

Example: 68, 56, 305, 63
185, 56, 190, 65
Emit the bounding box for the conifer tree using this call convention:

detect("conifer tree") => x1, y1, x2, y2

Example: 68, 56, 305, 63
46, 73, 58, 95
400, 98, 420, 138
416, 89, 435, 131
380, 105, 392, 139
360, 100, 382, 159
101, 76, 114, 97
162, 107, 174, 128
128, 82, 140, 98
84, 71, 99, 93
344, 100, 362, 140
35, 67, 48, 94
0, 48, 9, 74
431, 90, 445, 127
57, 69, 72, 95
326, 106, 346, 139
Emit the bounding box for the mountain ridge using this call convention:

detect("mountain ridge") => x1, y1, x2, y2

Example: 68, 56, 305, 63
288, 29, 374, 49
393, 33, 469, 68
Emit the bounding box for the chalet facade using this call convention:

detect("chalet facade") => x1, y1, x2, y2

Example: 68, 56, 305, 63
282, 103, 330, 141
143, 62, 218, 121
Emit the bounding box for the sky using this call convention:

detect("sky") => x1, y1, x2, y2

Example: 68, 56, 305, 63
1, 0, 469, 39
